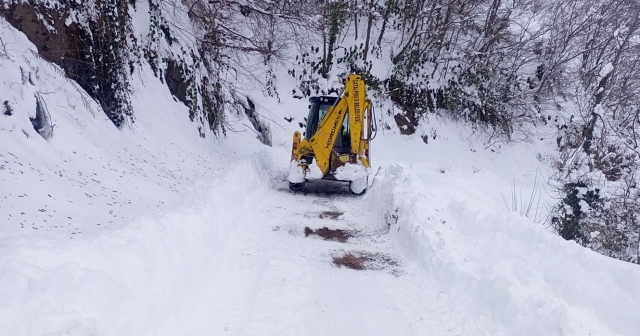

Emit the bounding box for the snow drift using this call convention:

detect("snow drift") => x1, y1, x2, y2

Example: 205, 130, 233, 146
369, 162, 640, 336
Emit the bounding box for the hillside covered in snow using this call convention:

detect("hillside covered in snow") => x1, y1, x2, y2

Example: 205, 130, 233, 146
2, 0, 640, 335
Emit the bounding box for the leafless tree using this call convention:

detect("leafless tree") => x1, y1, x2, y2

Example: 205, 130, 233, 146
547, 0, 640, 262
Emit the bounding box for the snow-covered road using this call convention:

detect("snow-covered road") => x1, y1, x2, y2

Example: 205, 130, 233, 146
192, 154, 640, 336
202, 174, 461, 336
3, 147, 640, 335
0, 152, 461, 335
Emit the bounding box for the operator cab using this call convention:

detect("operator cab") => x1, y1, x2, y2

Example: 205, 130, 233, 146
305, 96, 350, 154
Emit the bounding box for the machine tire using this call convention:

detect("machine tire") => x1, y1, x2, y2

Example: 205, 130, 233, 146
289, 182, 306, 191
349, 177, 368, 195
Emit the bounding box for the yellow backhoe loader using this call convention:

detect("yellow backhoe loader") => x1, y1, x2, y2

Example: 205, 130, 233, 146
287, 74, 376, 194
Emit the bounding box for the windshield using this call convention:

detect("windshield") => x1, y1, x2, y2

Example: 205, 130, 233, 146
305, 102, 328, 140
305, 102, 350, 152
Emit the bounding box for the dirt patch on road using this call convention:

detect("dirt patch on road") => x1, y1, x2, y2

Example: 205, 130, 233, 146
332, 252, 366, 269
304, 226, 352, 243
302, 210, 344, 220
318, 211, 343, 220
332, 251, 400, 273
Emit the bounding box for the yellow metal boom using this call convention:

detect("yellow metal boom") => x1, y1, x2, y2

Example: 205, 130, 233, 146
289, 74, 373, 187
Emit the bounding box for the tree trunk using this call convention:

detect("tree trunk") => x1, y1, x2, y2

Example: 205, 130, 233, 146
363, 4, 373, 61
321, 5, 327, 77
376, 0, 394, 47
354, 12, 358, 40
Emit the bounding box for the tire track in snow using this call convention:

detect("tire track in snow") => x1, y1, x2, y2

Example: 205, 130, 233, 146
202, 165, 473, 336
213, 179, 424, 334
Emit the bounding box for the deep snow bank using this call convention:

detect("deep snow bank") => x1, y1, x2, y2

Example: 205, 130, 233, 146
0, 19, 275, 335
0, 153, 282, 335
370, 163, 640, 336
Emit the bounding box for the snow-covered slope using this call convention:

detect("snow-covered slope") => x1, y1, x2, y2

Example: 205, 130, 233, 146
0, 18, 261, 334
2, 17, 640, 336
0, 20, 252, 241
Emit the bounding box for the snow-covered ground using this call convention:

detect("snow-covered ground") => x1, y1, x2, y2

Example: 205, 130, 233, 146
2, 18, 640, 336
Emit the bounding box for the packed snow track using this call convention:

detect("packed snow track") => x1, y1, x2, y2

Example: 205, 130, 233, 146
203, 171, 450, 335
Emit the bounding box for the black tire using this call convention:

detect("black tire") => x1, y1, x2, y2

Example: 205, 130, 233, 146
289, 182, 306, 191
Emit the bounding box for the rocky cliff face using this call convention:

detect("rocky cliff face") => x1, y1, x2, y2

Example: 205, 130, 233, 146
1, 0, 225, 135
3, 1, 135, 127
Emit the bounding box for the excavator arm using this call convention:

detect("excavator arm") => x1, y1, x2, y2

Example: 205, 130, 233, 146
289, 74, 373, 192
308, 91, 349, 173
297, 74, 370, 174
